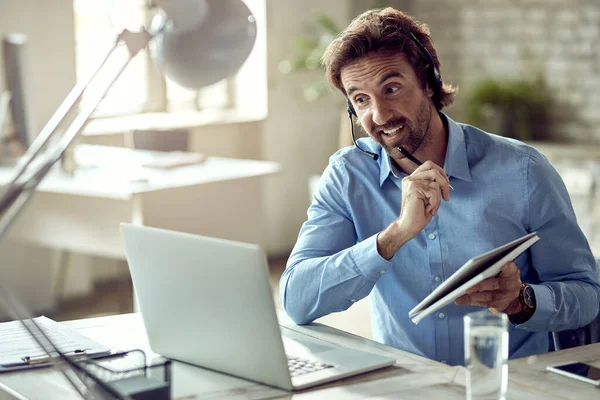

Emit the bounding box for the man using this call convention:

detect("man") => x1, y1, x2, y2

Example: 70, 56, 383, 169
279, 8, 600, 366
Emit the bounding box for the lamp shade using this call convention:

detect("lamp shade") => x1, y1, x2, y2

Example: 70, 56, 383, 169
153, 0, 257, 89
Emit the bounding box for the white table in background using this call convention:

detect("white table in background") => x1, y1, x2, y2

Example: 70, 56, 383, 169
0, 145, 280, 259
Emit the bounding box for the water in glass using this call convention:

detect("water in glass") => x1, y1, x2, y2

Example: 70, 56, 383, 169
464, 311, 508, 400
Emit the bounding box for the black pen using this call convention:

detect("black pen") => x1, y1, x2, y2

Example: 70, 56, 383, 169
397, 146, 454, 191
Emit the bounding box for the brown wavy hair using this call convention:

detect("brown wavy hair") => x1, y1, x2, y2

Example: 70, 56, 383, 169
322, 8, 457, 110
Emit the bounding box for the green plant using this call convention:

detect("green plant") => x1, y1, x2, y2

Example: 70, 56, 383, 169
465, 77, 551, 141
278, 13, 341, 102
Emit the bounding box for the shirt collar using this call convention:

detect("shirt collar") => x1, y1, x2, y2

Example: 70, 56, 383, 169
379, 150, 396, 187
442, 113, 472, 183
378, 113, 472, 187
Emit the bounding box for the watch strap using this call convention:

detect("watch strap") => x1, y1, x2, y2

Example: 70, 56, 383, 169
509, 284, 536, 325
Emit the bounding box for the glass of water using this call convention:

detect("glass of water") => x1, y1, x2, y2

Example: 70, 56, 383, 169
463, 310, 509, 400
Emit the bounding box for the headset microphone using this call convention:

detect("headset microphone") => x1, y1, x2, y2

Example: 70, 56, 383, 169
347, 99, 379, 161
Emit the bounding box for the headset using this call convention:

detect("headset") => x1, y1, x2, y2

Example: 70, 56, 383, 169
347, 29, 442, 161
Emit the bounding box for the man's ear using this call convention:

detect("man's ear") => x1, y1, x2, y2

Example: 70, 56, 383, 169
424, 83, 434, 98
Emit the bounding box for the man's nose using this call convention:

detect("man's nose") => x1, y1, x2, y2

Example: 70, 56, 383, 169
371, 99, 393, 127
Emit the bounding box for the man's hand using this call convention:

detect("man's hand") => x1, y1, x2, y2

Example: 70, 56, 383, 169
377, 161, 451, 260
397, 161, 451, 236
454, 262, 523, 315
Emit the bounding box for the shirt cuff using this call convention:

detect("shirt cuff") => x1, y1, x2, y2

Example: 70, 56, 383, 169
349, 233, 394, 283
514, 283, 554, 330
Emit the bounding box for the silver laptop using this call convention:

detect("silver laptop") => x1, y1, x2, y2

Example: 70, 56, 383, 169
120, 223, 395, 391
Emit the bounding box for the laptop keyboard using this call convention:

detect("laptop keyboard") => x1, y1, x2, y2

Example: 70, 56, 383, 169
287, 356, 334, 377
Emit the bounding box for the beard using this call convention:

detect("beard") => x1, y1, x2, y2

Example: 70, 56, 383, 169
367, 94, 432, 158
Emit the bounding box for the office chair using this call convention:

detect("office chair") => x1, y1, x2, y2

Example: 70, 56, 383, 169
552, 257, 600, 350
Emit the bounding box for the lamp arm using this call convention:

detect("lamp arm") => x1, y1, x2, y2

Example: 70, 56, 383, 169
0, 23, 166, 399
0, 24, 162, 241
0, 91, 11, 139
0, 159, 50, 238
0, 44, 116, 199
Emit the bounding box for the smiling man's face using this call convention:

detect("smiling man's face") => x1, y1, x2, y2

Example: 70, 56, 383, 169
342, 52, 435, 160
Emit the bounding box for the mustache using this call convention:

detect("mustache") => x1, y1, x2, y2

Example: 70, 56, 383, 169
371, 118, 409, 132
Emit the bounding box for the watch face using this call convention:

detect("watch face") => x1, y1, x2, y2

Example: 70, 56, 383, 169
523, 285, 536, 308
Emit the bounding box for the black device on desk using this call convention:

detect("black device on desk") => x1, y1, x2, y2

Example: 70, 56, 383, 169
546, 361, 600, 386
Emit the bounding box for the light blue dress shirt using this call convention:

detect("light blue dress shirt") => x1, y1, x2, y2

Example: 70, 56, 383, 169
280, 114, 600, 366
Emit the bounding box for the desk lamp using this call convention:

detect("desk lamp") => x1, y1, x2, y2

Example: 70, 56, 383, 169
0, 0, 257, 398
0, 0, 257, 237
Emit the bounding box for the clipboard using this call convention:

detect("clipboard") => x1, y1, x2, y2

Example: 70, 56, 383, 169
0, 316, 126, 373
0, 350, 128, 373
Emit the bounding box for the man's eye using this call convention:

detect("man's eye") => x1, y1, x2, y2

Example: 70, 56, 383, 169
386, 86, 400, 94
355, 96, 366, 104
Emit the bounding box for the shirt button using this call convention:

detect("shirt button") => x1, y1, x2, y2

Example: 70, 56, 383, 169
434, 276, 441, 282
438, 312, 445, 319
350, 299, 357, 303
441, 360, 447, 364
379, 270, 386, 275
428, 233, 436, 240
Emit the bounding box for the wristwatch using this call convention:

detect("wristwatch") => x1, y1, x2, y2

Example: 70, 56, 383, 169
509, 284, 536, 325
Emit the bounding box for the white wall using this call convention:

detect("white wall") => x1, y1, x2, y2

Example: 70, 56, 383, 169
261, 1, 353, 255
0, 0, 76, 136
77, 1, 353, 257
0, 0, 77, 315
409, 0, 600, 143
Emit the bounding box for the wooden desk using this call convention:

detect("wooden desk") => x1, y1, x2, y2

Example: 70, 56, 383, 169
0, 145, 279, 258
0, 313, 598, 399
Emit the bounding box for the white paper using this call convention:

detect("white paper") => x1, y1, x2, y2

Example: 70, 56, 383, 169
0, 316, 110, 366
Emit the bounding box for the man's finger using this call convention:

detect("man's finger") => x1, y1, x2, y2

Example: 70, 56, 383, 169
421, 160, 450, 185
425, 203, 435, 216
421, 182, 441, 211
455, 291, 514, 306
467, 277, 521, 294
467, 279, 501, 293
500, 262, 519, 277
482, 299, 511, 312
455, 294, 470, 305
408, 168, 451, 201
408, 169, 448, 184
409, 180, 440, 211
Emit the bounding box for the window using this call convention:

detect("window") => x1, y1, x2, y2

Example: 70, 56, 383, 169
73, 0, 267, 119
